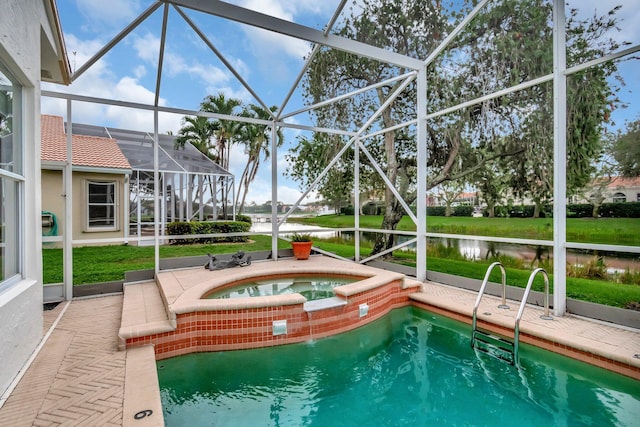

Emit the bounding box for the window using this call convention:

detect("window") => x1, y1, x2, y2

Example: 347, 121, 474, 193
612, 192, 626, 203
0, 65, 22, 288
86, 181, 118, 230
637, 193, 640, 202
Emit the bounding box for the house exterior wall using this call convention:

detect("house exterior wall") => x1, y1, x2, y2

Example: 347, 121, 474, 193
41, 169, 128, 246
605, 182, 640, 203
0, 0, 63, 396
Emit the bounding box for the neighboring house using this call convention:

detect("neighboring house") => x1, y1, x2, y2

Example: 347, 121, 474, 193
0, 0, 71, 397
40, 115, 131, 246
569, 176, 640, 205
601, 176, 640, 203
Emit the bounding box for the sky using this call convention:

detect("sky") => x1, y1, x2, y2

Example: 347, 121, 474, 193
42, 0, 640, 206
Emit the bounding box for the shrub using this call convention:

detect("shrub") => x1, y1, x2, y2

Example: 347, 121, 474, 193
291, 233, 312, 242
341, 206, 355, 215
426, 206, 446, 216
599, 202, 640, 218
217, 214, 252, 224
166, 220, 250, 244
566, 203, 593, 218
453, 206, 474, 217
362, 202, 384, 215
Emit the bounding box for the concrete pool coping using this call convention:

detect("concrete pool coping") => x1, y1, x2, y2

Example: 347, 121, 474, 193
1, 256, 639, 426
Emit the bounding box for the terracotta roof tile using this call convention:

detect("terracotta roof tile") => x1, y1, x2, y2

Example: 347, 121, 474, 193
41, 115, 131, 170
609, 176, 640, 188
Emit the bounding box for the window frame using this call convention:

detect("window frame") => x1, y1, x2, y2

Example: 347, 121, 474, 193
85, 180, 119, 232
612, 192, 626, 203
0, 64, 23, 291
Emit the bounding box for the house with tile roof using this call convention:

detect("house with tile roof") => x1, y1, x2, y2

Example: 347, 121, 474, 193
41, 114, 132, 246
602, 176, 640, 203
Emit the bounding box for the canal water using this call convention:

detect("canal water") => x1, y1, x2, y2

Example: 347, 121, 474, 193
250, 218, 640, 273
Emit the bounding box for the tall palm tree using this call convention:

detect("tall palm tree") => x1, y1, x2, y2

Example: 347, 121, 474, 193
174, 115, 215, 159
199, 93, 242, 218
235, 105, 283, 214
175, 94, 242, 219
201, 93, 242, 171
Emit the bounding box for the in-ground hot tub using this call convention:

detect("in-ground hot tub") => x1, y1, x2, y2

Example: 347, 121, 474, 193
203, 275, 361, 301
122, 256, 421, 359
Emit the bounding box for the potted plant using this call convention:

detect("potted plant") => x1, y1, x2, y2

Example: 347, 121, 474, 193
290, 233, 313, 260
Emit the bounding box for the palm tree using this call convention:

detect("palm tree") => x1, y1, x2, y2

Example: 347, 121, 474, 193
201, 93, 242, 171
200, 94, 242, 218
235, 105, 283, 214
174, 115, 215, 158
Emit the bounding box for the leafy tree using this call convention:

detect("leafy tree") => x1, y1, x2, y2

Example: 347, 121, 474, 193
611, 117, 640, 177
286, 133, 354, 212
293, 0, 625, 256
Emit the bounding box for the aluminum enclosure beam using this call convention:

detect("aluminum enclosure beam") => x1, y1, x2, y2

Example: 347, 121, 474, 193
552, 0, 567, 316
165, 0, 424, 70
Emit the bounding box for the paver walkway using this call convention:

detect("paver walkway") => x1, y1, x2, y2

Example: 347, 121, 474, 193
0, 296, 126, 426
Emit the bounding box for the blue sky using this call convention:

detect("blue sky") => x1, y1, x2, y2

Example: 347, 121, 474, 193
42, 0, 639, 206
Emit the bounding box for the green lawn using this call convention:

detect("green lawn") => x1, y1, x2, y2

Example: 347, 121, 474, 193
290, 215, 640, 245
43, 235, 287, 285
41, 218, 640, 309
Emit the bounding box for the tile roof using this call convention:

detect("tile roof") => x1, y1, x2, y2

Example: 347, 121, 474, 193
41, 115, 131, 170
608, 176, 640, 189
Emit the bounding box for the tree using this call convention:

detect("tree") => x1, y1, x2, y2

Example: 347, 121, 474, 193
286, 133, 355, 213
235, 105, 283, 214
611, 117, 640, 177
292, 0, 625, 256
175, 115, 216, 159
437, 182, 464, 217
175, 94, 243, 218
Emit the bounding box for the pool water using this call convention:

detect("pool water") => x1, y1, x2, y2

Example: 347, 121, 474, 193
204, 276, 356, 301
158, 307, 640, 426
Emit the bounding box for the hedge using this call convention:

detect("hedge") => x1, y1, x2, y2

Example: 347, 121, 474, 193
486, 202, 640, 218
341, 206, 355, 215
166, 220, 251, 244
217, 214, 252, 224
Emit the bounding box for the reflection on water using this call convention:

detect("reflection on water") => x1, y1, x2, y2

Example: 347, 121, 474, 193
251, 221, 639, 273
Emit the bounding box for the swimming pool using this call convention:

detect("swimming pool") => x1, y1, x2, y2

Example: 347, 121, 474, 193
157, 307, 640, 426
203, 276, 357, 301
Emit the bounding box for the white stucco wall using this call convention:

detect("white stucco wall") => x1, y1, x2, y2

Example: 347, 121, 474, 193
0, 0, 61, 396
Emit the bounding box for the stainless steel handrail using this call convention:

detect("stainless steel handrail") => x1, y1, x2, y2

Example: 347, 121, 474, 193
514, 268, 553, 362
472, 261, 508, 341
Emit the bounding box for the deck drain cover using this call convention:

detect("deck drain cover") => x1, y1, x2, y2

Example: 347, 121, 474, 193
634, 354, 640, 359
483, 312, 491, 316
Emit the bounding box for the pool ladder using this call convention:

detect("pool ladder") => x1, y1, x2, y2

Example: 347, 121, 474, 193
471, 262, 553, 365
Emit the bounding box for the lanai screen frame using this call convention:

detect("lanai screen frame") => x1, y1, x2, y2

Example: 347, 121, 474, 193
42, 0, 640, 317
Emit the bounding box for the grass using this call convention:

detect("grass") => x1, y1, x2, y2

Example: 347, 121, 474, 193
43, 235, 287, 285
41, 218, 640, 309
291, 215, 640, 245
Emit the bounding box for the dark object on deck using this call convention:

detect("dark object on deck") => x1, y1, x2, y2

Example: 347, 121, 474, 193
205, 251, 252, 270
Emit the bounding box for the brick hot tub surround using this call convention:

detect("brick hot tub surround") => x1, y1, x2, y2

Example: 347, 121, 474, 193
121, 257, 420, 360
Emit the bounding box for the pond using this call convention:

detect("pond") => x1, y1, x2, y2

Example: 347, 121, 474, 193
251, 221, 640, 273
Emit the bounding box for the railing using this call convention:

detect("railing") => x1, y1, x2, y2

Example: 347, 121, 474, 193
472, 261, 508, 336
472, 263, 553, 365
514, 267, 552, 361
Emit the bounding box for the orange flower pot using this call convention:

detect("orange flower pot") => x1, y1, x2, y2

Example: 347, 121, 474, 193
291, 241, 313, 260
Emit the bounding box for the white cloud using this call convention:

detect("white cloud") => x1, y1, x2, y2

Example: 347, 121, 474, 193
41, 33, 181, 133
132, 32, 234, 95
74, 0, 142, 30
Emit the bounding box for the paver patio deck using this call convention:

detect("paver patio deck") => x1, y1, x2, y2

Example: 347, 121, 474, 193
0, 258, 638, 426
